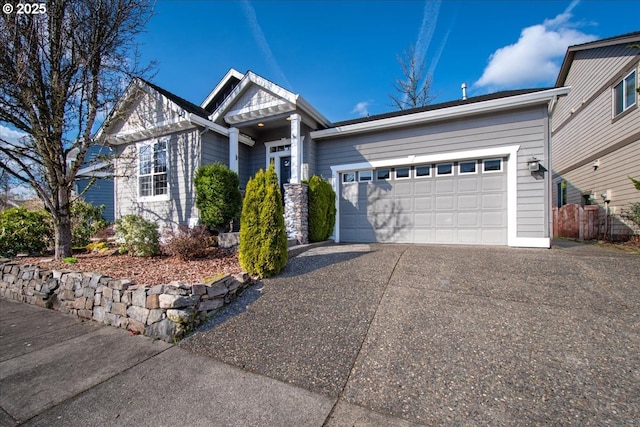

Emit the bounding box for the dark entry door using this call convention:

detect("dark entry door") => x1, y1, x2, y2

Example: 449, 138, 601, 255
280, 156, 291, 190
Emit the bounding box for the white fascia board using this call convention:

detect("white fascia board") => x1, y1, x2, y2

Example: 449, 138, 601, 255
106, 118, 195, 145
296, 95, 332, 128
77, 160, 112, 176
200, 68, 245, 109
312, 87, 571, 140
188, 114, 255, 146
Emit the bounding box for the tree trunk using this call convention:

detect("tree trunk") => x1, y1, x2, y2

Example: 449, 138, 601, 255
53, 187, 73, 259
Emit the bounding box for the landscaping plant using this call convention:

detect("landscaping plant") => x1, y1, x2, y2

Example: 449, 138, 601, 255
239, 165, 288, 278
306, 175, 336, 242
161, 225, 211, 261
0, 207, 53, 257
70, 201, 109, 247
194, 163, 242, 232
114, 214, 160, 257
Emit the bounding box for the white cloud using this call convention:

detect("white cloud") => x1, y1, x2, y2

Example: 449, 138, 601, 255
352, 101, 371, 117
474, 1, 597, 89
0, 124, 27, 144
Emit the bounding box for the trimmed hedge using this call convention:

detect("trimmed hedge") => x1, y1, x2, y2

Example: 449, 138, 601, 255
194, 162, 242, 232
307, 175, 336, 242
239, 165, 288, 278
114, 215, 160, 257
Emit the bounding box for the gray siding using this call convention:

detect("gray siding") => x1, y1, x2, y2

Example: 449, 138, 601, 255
551, 42, 640, 228
201, 132, 228, 167
316, 106, 550, 239
113, 129, 201, 231
238, 142, 251, 189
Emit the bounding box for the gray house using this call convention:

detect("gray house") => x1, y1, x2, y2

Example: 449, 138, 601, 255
552, 32, 640, 238
99, 69, 569, 248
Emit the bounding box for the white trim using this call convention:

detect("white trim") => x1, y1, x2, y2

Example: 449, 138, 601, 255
509, 237, 551, 248
358, 170, 373, 182
330, 145, 525, 246
136, 138, 170, 202
187, 113, 254, 146
612, 68, 637, 118
265, 139, 292, 181
228, 127, 239, 173
200, 68, 245, 110
312, 87, 571, 140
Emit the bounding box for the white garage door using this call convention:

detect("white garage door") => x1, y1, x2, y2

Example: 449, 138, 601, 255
339, 158, 508, 245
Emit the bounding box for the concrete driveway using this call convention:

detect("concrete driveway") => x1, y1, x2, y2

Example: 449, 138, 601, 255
182, 242, 640, 426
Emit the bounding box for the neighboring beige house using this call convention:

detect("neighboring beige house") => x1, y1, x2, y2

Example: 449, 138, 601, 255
552, 31, 640, 238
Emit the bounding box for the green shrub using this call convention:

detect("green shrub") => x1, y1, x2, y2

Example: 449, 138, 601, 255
194, 163, 242, 232
239, 165, 288, 278
306, 175, 336, 242
114, 215, 160, 257
0, 207, 53, 257
161, 225, 211, 261
71, 201, 109, 247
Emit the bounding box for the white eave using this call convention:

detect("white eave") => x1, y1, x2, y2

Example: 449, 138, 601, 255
200, 68, 245, 110
311, 87, 571, 140
187, 114, 255, 146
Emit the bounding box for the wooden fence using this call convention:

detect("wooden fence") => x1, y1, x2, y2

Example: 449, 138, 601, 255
552, 204, 599, 240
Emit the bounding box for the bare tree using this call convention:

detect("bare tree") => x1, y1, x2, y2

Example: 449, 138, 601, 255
0, 0, 153, 258
389, 44, 437, 110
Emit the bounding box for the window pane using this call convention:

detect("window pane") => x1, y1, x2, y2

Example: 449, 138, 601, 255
359, 170, 372, 181
139, 146, 151, 175
437, 163, 452, 175
139, 176, 152, 197
460, 161, 476, 174
614, 81, 624, 116
416, 165, 430, 177
624, 71, 636, 109
396, 167, 410, 178
342, 172, 356, 183
154, 174, 167, 195
154, 150, 167, 173
376, 169, 390, 180
484, 159, 502, 172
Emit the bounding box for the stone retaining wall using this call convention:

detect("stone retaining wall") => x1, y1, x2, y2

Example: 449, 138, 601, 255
0, 260, 253, 342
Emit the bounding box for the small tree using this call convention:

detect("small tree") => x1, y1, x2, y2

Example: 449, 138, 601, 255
307, 176, 336, 242
389, 44, 437, 110
194, 163, 242, 232
239, 165, 288, 278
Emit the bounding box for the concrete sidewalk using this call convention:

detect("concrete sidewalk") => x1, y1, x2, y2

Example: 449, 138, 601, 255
1, 242, 639, 426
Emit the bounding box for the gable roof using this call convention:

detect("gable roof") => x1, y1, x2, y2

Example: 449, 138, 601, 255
556, 31, 640, 86
312, 87, 570, 139
200, 68, 245, 113
139, 79, 210, 119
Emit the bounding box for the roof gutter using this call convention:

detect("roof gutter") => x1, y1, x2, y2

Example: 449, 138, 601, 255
311, 87, 571, 140
187, 113, 255, 146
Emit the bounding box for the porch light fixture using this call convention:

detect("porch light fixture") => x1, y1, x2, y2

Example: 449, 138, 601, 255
257, 122, 265, 127
527, 158, 540, 172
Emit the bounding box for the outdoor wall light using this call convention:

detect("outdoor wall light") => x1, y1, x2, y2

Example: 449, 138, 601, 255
527, 158, 540, 172
257, 122, 265, 127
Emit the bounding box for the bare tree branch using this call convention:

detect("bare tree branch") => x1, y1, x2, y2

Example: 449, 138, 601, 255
389, 44, 437, 110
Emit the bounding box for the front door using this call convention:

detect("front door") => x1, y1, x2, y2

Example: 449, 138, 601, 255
280, 156, 291, 195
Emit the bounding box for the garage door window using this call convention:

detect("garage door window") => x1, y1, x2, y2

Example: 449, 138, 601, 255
395, 167, 410, 179
483, 159, 503, 173
436, 163, 453, 176
459, 161, 477, 174
342, 172, 356, 183
359, 170, 373, 182
415, 165, 431, 177
376, 169, 390, 180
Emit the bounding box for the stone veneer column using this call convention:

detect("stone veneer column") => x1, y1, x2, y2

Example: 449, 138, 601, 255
283, 183, 308, 245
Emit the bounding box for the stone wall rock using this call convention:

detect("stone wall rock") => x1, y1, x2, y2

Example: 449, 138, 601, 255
0, 260, 254, 343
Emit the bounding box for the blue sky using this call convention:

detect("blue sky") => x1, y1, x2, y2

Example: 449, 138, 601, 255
136, 0, 638, 122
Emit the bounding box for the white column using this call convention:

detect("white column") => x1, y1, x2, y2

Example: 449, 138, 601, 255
289, 113, 301, 184
229, 127, 239, 173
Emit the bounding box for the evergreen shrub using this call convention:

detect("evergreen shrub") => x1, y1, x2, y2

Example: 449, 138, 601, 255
239, 165, 288, 278
0, 207, 53, 256
70, 201, 109, 247
307, 175, 336, 242
114, 214, 160, 256
194, 163, 242, 232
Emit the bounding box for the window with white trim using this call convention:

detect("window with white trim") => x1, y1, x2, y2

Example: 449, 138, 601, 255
376, 169, 390, 180
613, 69, 637, 117
483, 159, 502, 173
395, 167, 410, 179
342, 172, 356, 183
139, 139, 168, 199
459, 161, 477, 174
358, 170, 373, 182
415, 165, 431, 177
436, 163, 453, 176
